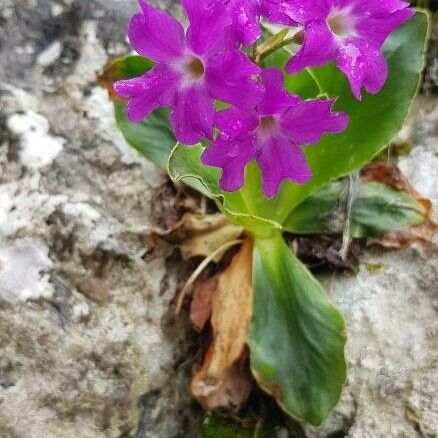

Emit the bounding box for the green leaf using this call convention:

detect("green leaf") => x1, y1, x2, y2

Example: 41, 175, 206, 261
114, 103, 176, 169
283, 181, 427, 237
99, 55, 177, 170
168, 143, 282, 233
100, 55, 154, 82
249, 232, 346, 426
262, 12, 429, 224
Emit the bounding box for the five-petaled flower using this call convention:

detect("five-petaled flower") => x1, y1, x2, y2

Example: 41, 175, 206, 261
285, 0, 414, 99
114, 0, 262, 145
201, 68, 349, 197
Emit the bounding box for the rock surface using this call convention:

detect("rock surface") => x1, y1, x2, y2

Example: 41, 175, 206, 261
0, 1, 437, 437
0, 1, 195, 437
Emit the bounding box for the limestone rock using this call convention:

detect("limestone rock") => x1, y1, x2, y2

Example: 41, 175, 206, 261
0, 1, 194, 437
0, 1, 436, 437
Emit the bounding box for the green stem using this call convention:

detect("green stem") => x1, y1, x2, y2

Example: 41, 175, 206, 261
257, 32, 304, 63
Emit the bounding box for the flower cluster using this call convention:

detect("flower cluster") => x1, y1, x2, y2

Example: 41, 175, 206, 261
115, 0, 414, 197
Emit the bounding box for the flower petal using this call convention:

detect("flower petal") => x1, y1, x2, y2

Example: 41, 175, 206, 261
258, 68, 298, 116
231, 0, 262, 46
256, 137, 312, 198
354, 0, 413, 16
335, 37, 388, 100
205, 51, 263, 110
280, 98, 349, 145
361, 48, 388, 96
170, 85, 215, 145
260, 0, 296, 26
128, 0, 185, 62
114, 64, 179, 122
286, 21, 335, 74
215, 107, 259, 139
356, 7, 415, 48
283, 0, 329, 23
183, 0, 233, 55
202, 134, 256, 192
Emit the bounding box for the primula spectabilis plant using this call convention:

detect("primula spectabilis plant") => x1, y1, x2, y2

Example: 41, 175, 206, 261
104, 0, 429, 426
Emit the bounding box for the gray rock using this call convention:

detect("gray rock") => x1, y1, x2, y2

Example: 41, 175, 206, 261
0, 1, 436, 437
1, 1, 195, 437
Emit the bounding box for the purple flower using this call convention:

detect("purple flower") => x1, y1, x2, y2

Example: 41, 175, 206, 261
221, 0, 295, 46
284, 0, 415, 99
114, 0, 263, 145
201, 68, 349, 197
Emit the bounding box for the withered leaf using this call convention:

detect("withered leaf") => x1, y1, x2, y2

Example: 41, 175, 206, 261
372, 224, 437, 248
191, 239, 253, 410
190, 276, 217, 333
156, 212, 243, 262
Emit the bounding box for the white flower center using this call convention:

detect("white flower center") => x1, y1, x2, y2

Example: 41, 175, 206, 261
175, 55, 206, 88
260, 116, 276, 132
184, 56, 205, 80
257, 116, 279, 141
327, 9, 355, 38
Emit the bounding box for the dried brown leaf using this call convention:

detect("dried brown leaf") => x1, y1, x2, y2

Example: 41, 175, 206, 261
190, 276, 217, 333
191, 239, 254, 410
97, 67, 120, 101
372, 224, 437, 248
156, 212, 244, 262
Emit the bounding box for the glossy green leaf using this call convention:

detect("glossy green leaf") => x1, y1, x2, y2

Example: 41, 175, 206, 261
283, 181, 427, 237
249, 232, 346, 426
168, 143, 282, 233
114, 103, 176, 169
100, 55, 154, 81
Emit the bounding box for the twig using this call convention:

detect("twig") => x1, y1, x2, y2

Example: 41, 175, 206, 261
175, 239, 243, 314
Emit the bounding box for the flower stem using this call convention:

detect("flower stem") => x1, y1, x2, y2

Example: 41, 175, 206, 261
254, 29, 304, 64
